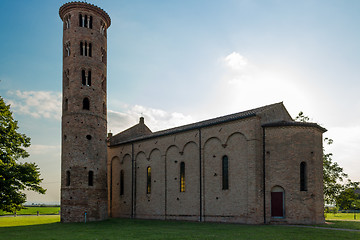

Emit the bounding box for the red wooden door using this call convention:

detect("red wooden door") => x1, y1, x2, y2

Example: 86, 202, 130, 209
271, 192, 284, 217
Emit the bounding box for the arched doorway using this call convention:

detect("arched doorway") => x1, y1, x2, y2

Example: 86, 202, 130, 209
271, 186, 284, 217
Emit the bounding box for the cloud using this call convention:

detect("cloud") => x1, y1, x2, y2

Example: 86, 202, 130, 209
108, 104, 194, 134
223, 52, 249, 71
6, 90, 61, 120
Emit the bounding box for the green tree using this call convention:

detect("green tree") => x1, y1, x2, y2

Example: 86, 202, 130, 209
0, 96, 46, 212
336, 188, 359, 210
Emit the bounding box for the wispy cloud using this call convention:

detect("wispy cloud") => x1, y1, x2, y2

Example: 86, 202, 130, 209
108, 104, 194, 134
7, 90, 61, 120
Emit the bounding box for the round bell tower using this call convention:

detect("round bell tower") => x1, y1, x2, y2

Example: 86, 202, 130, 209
59, 2, 111, 222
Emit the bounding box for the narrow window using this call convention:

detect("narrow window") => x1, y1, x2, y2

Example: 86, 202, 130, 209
87, 71, 91, 86
83, 97, 90, 110
88, 43, 92, 57
89, 16, 93, 29
103, 102, 106, 115
82, 70, 86, 85
84, 15, 88, 28
180, 162, 185, 192
66, 171, 70, 186
64, 98, 68, 111
222, 155, 229, 190
101, 76, 106, 91
80, 42, 84, 56
300, 162, 307, 191
120, 170, 124, 196
88, 170, 93, 186
85, 42, 88, 56
64, 70, 69, 87
146, 166, 151, 194
79, 14, 82, 27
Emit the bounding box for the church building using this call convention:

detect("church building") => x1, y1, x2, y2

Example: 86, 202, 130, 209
108, 102, 326, 224
59, 2, 326, 224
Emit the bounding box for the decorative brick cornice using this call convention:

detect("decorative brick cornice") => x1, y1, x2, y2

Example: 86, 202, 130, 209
59, 1, 111, 28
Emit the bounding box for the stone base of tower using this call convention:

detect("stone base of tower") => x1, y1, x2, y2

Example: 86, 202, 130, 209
61, 188, 108, 223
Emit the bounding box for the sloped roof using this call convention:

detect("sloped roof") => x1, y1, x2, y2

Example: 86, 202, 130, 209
262, 121, 327, 132
110, 102, 290, 146
109, 117, 152, 145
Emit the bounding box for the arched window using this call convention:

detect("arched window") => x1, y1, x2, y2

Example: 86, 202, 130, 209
66, 170, 70, 186
120, 170, 124, 196
146, 166, 151, 194
180, 162, 185, 192
82, 70, 86, 85
222, 155, 229, 190
300, 162, 307, 191
83, 98, 90, 110
88, 170, 94, 186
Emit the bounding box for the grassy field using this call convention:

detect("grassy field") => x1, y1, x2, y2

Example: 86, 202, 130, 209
0, 217, 359, 240
0, 207, 60, 216
325, 212, 359, 221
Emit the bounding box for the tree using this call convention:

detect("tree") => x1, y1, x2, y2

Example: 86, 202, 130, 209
295, 112, 359, 205
336, 188, 359, 210
0, 96, 46, 212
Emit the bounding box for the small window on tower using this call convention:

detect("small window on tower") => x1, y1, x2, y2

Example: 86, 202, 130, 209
83, 98, 90, 110
88, 171, 94, 186
82, 70, 86, 85
80, 42, 84, 56
64, 70, 69, 87
103, 103, 106, 115
64, 98, 68, 111
89, 16, 93, 29
66, 171, 70, 186
79, 14, 83, 27
84, 15, 88, 28
88, 43, 92, 57
87, 71, 91, 86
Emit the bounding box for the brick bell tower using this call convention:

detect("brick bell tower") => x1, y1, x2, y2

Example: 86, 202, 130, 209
59, 2, 111, 222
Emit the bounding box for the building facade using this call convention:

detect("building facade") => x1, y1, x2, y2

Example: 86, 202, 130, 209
59, 2, 111, 222
108, 103, 326, 224
59, 2, 326, 224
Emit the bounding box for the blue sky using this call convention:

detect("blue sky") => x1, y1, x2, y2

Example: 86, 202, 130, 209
1, 0, 359, 204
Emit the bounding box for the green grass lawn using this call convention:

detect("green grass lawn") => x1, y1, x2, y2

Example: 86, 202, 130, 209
0, 217, 359, 240
325, 212, 359, 221
0, 207, 60, 216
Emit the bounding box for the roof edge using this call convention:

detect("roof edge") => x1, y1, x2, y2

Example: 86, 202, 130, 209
262, 121, 327, 133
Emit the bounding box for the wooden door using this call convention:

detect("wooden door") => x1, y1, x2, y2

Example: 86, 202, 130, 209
271, 192, 284, 217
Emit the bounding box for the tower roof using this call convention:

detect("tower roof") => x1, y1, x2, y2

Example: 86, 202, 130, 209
59, 1, 111, 27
